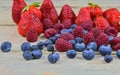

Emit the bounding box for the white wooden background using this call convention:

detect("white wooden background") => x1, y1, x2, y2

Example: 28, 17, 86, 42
0, 0, 120, 75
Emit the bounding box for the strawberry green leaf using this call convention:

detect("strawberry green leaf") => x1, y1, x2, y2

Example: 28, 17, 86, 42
30, 2, 41, 7
22, 5, 29, 13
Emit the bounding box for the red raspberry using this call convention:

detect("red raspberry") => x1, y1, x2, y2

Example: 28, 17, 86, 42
26, 28, 38, 42
42, 18, 53, 31
59, 33, 75, 41
90, 27, 103, 39
62, 19, 72, 29
110, 37, 120, 47
81, 20, 94, 31
54, 23, 64, 33
55, 38, 73, 52
72, 26, 84, 38
113, 43, 120, 51
104, 26, 118, 37
84, 32, 95, 45
95, 32, 109, 47
44, 28, 57, 39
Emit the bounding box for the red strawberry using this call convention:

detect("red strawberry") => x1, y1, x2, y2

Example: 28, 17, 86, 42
26, 28, 38, 42
40, 0, 58, 24
59, 4, 76, 23
86, 2, 103, 19
18, 11, 43, 37
94, 16, 110, 30
75, 7, 91, 26
103, 8, 119, 21
109, 12, 120, 31
55, 38, 73, 52
12, 0, 27, 24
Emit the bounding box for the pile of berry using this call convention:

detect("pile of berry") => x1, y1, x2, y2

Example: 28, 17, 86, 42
7, 0, 120, 63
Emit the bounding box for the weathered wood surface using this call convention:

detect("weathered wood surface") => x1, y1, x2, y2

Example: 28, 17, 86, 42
0, 0, 120, 75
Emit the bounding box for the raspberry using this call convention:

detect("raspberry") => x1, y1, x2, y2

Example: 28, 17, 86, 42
72, 26, 84, 38
55, 38, 73, 52
42, 18, 53, 31
81, 20, 94, 31
44, 28, 57, 39
110, 37, 120, 47
104, 26, 118, 37
90, 27, 103, 39
54, 23, 64, 33
95, 32, 109, 47
26, 28, 38, 42
59, 33, 75, 41
84, 32, 95, 45
62, 19, 72, 29
113, 43, 120, 51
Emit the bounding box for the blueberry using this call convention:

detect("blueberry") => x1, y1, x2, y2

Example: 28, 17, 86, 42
104, 55, 113, 63
87, 42, 97, 51
31, 45, 39, 51
82, 29, 88, 35
98, 44, 112, 56
49, 37, 57, 44
116, 50, 120, 59
44, 39, 53, 47
54, 34, 60, 39
23, 51, 32, 60
82, 49, 95, 60
74, 43, 86, 52
37, 41, 45, 50
61, 29, 69, 34
21, 42, 31, 52
71, 24, 76, 29
32, 50, 42, 59
66, 49, 77, 59
68, 29, 73, 34
47, 45, 54, 52
75, 37, 84, 43
68, 40, 76, 46
1, 41, 12, 52
48, 52, 60, 64
108, 36, 114, 42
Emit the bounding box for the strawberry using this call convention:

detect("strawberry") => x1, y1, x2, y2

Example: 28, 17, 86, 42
40, 0, 58, 24
94, 16, 110, 30
12, 0, 27, 24
86, 1, 103, 19
59, 4, 76, 23
18, 10, 43, 37
75, 7, 91, 26
109, 12, 120, 31
103, 8, 119, 21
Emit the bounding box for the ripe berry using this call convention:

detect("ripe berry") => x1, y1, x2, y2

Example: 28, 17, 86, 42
74, 43, 86, 52
32, 50, 42, 59
87, 42, 97, 51
31, 45, 39, 51
44, 39, 53, 47
23, 51, 32, 60
49, 37, 57, 44
116, 50, 120, 59
61, 29, 69, 34
37, 41, 45, 50
47, 45, 55, 52
66, 49, 77, 59
70, 24, 77, 29
1, 41, 12, 52
75, 37, 84, 43
104, 55, 113, 63
21, 42, 31, 52
68, 40, 76, 46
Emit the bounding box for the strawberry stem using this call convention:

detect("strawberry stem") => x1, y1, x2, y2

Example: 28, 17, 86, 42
88, 0, 98, 8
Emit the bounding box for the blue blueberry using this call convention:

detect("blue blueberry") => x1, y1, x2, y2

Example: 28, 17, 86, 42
23, 51, 32, 60
48, 52, 60, 64
37, 41, 45, 50
74, 43, 86, 52
108, 36, 114, 42
21, 42, 31, 52
75, 37, 84, 43
68, 40, 76, 46
31, 45, 39, 51
61, 29, 69, 34
87, 42, 97, 51
82, 29, 88, 35
104, 55, 113, 63
1, 41, 12, 52
49, 37, 57, 44
68, 29, 73, 34
32, 50, 42, 59
47, 45, 54, 52
98, 44, 112, 56
54, 34, 60, 39
82, 49, 95, 60
116, 50, 120, 59
44, 39, 53, 47
71, 24, 76, 29
66, 49, 77, 59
